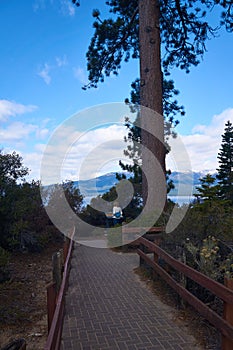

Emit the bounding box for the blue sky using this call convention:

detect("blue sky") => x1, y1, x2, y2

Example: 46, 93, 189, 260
1, 0, 233, 182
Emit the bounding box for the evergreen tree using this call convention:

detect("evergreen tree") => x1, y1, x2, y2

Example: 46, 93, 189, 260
0, 151, 65, 251
71, 0, 233, 211
6, 181, 51, 251
217, 120, 233, 203
118, 78, 178, 207
0, 150, 28, 248
194, 173, 220, 204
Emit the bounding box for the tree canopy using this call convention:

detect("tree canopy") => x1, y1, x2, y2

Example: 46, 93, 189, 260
0, 150, 84, 253
72, 0, 233, 203
217, 120, 233, 202
0, 150, 28, 187
79, 0, 233, 89
194, 173, 220, 207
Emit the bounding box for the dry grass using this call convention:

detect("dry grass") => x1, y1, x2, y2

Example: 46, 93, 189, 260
0, 240, 63, 350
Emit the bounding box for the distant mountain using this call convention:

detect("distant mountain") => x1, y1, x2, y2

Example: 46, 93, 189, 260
73, 173, 124, 197
74, 171, 216, 200
168, 170, 213, 196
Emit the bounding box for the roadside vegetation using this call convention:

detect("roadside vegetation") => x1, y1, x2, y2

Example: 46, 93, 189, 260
0, 149, 84, 348
0, 150, 84, 282
163, 121, 233, 280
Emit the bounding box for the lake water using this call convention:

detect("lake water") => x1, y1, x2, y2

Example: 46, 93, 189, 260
83, 196, 195, 207
168, 196, 195, 206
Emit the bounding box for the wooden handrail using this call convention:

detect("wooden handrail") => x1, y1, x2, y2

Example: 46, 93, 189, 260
137, 236, 233, 348
122, 226, 165, 234
44, 227, 75, 350
138, 236, 233, 304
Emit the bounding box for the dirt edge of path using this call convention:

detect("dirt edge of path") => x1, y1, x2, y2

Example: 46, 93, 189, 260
0, 240, 64, 350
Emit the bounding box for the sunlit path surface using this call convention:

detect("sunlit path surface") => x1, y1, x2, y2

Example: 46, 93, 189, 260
61, 243, 202, 350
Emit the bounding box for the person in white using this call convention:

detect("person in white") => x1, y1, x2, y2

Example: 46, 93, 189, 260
112, 201, 123, 225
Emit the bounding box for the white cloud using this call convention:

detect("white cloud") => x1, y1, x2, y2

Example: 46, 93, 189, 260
38, 63, 51, 85
167, 108, 233, 172
38, 56, 68, 84
0, 122, 37, 142
0, 100, 37, 122
36, 128, 49, 140
55, 55, 67, 67
23, 151, 45, 182
6, 108, 231, 184
63, 125, 129, 179
33, 0, 75, 17
60, 0, 75, 16
33, 0, 46, 12
73, 66, 88, 85
39, 124, 128, 183
35, 143, 47, 153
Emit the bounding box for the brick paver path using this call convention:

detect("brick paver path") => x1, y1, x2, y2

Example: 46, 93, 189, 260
61, 243, 202, 350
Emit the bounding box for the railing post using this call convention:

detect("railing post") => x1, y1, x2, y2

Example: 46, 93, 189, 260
47, 281, 57, 332
177, 246, 187, 309
154, 234, 162, 246
59, 248, 65, 277
121, 224, 128, 252
222, 278, 233, 350
152, 250, 159, 280
52, 251, 62, 292
139, 242, 145, 268
63, 237, 70, 262
152, 237, 161, 280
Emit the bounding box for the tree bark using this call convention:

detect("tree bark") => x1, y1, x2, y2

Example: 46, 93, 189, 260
139, 0, 166, 216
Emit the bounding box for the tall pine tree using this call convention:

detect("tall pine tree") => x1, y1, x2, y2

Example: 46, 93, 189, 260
217, 120, 233, 203
71, 0, 233, 214
194, 173, 220, 204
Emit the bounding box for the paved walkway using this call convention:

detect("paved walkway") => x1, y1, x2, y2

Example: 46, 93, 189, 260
61, 243, 202, 350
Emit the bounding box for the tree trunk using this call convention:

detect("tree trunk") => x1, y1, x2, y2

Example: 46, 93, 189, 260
139, 0, 166, 217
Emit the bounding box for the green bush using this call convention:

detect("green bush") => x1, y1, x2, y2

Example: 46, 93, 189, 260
185, 236, 221, 280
